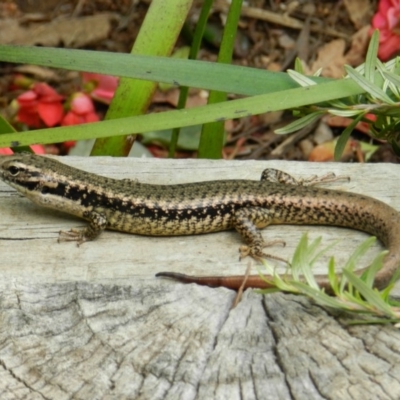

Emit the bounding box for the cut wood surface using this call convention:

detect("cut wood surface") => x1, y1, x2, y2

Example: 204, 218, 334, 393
0, 156, 399, 400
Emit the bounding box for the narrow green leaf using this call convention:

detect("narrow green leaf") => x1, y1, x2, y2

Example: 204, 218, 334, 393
198, 0, 243, 159
290, 233, 308, 280
168, 0, 213, 157
312, 68, 323, 77
334, 111, 366, 160
258, 262, 296, 292
290, 282, 347, 309
328, 257, 340, 295
327, 109, 364, 117
364, 251, 388, 288
328, 99, 350, 109
0, 44, 332, 97
289, 234, 320, 290
382, 70, 400, 88
275, 111, 323, 135
365, 30, 379, 83
0, 80, 364, 148
344, 237, 376, 271
344, 65, 395, 104
0, 116, 31, 153
339, 236, 376, 291
287, 69, 317, 87
310, 239, 340, 266
294, 58, 304, 73
342, 269, 395, 317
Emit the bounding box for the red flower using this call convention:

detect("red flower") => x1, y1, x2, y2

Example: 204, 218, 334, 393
17, 83, 64, 128
61, 92, 99, 126
0, 148, 14, 155
372, 0, 400, 60
82, 73, 118, 104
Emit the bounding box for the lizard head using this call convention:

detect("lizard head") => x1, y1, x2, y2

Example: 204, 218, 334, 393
0, 153, 102, 217
0, 153, 58, 192
0, 154, 79, 208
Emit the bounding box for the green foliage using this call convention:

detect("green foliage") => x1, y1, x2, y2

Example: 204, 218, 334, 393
198, 0, 243, 159
90, 0, 193, 156
1, 24, 398, 158
168, 0, 213, 157
0, 79, 364, 149
276, 30, 400, 159
257, 234, 400, 324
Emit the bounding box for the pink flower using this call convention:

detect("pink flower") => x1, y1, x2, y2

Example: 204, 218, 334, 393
82, 73, 118, 104
61, 92, 99, 126
372, 0, 400, 60
17, 83, 64, 128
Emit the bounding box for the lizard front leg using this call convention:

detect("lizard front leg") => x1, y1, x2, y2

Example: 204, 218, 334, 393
58, 210, 108, 246
233, 207, 285, 261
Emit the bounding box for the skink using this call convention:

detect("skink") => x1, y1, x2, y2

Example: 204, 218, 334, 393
1, 153, 399, 292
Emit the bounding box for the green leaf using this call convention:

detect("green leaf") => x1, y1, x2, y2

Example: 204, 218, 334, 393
328, 99, 352, 109
342, 269, 395, 317
365, 30, 379, 83
0, 115, 31, 153
310, 239, 340, 266
290, 282, 346, 309
339, 236, 376, 291
141, 125, 204, 150
258, 261, 296, 292
334, 111, 366, 160
91, 0, 193, 156
168, 0, 213, 157
0, 44, 330, 97
328, 257, 340, 295
344, 65, 395, 104
382, 70, 400, 88
327, 109, 364, 117
287, 69, 317, 87
364, 251, 388, 288
294, 58, 304, 73
0, 80, 365, 148
275, 111, 324, 135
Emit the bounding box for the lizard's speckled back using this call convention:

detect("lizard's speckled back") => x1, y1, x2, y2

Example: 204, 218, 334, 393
1, 153, 400, 291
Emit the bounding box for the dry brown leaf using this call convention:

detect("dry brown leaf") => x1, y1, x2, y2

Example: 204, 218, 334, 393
343, 0, 375, 29
311, 39, 347, 78
345, 25, 370, 66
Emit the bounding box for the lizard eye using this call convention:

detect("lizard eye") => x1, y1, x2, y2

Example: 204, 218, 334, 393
8, 166, 20, 176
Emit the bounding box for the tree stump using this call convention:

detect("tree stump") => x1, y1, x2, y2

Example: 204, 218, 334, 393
0, 157, 399, 399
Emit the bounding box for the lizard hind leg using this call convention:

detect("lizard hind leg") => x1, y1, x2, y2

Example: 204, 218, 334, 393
260, 168, 349, 187
233, 207, 286, 262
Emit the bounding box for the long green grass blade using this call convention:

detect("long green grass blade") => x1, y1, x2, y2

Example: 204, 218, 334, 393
0, 79, 369, 148
0, 45, 339, 96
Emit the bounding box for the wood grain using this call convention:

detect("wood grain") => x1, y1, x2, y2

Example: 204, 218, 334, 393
0, 157, 399, 399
